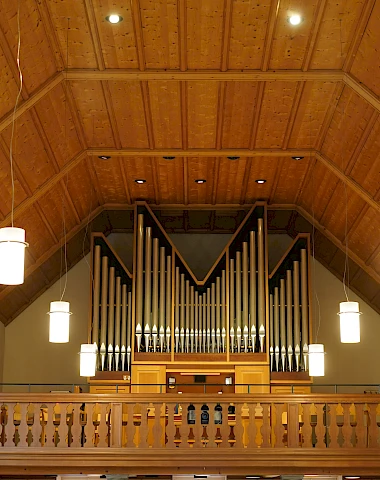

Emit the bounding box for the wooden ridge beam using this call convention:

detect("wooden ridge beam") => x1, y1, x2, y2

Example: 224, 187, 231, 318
344, 73, 380, 113
86, 148, 315, 157
65, 69, 344, 82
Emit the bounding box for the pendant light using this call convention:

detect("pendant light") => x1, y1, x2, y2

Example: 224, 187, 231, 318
339, 301, 361, 343
80, 343, 97, 377
48, 18, 71, 343
0, 6, 28, 285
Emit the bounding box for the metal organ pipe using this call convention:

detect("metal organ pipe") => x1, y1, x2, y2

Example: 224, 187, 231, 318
249, 231, 256, 352
221, 269, 226, 352
286, 270, 293, 371
190, 285, 195, 352
92, 245, 101, 345
114, 276, 121, 371
293, 260, 301, 371
107, 266, 115, 371
274, 286, 280, 371
195, 290, 199, 352
166, 256, 171, 352
135, 214, 144, 352
186, 280, 190, 352
121, 284, 127, 371
180, 273, 185, 352
301, 249, 309, 369
152, 238, 159, 351
203, 293, 206, 352
257, 218, 265, 352
242, 242, 249, 352
100, 255, 108, 370
175, 266, 180, 352
211, 282, 216, 352
280, 278, 286, 371
207, 287, 211, 353
159, 247, 166, 352
269, 293, 274, 370
216, 276, 221, 352
144, 227, 152, 350
235, 251, 242, 352
229, 258, 235, 352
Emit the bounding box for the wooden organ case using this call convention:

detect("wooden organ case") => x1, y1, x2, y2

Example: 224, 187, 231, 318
88, 203, 312, 393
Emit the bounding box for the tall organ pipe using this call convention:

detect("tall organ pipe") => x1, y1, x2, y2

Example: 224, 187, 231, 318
152, 238, 159, 333
221, 269, 226, 352
211, 282, 216, 352
166, 255, 171, 350
216, 276, 221, 352
121, 284, 127, 350
144, 227, 152, 332
235, 251, 242, 343
242, 242, 249, 332
195, 290, 199, 351
230, 258, 235, 351
269, 293, 274, 370
301, 249, 309, 363
92, 245, 101, 345
107, 266, 116, 370
286, 270, 293, 371
203, 293, 206, 352
175, 267, 180, 351
127, 291, 132, 349
159, 247, 165, 334
257, 219, 265, 332
114, 276, 121, 370
293, 261, 300, 349
207, 287, 211, 352
274, 286, 280, 371
100, 255, 108, 369
180, 273, 185, 351
280, 278, 286, 371
249, 231, 256, 346
136, 214, 144, 350
190, 285, 195, 352
186, 280, 190, 352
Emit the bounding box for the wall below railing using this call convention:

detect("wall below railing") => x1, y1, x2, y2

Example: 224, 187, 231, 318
1, 393, 380, 475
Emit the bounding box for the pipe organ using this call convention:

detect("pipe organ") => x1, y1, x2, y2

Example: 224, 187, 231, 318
89, 203, 313, 392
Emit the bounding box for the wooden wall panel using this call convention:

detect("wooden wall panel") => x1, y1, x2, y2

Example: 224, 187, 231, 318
244, 157, 278, 202
349, 116, 380, 197
288, 81, 337, 149
272, 156, 311, 204
298, 162, 340, 221
156, 157, 184, 203
255, 82, 298, 148
0, 147, 28, 216
269, 0, 318, 70
67, 161, 99, 219
321, 86, 375, 171
222, 82, 259, 148
187, 81, 218, 148
351, 0, 380, 96
46, 0, 97, 68
93, 157, 130, 203
121, 156, 156, 203
370, 248, 380, 276
349, 206, 380, 261
17, 206, 55, 259
310, 0, 365, 69
34, 84, 82, 168
322, 184, 367, 242
1, 111, 56, 191
70, 80, 115, 147
140, 0, 180, 69
0, 51, 20, 118
92, 0, 138, 69
148, 81, 182, 148
0, 0, 57, 92
215, 157, 248, 204
187, 157, 215, 204
228, 0, 271, 69
108, 81, 149, 148
186, 0, 224, 69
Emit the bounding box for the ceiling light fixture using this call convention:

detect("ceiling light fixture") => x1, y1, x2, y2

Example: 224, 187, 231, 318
288, 14, 303, 25
106, 14, 123, 24
163, 156, 176, 160
135, 179, 146, 184
195, 179, 206, 184
255, 179, 266, 184
98, 155, 111, 160
292, 156, 304, 160
227, 156, 240, 160
80, 343, 97, 377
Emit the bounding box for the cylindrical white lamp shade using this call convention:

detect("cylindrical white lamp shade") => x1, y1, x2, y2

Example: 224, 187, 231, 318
49, 301, 71, 343
80, 343, 97, 377
339, 301, 361, 343
0, 227, 27, 285
308, 343, 325, 376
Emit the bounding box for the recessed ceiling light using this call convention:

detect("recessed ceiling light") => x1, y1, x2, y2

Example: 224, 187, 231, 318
255, 179, 266, 184
292, 156, 304, 160
246, 477, 261, 479
344, 477, 360, 479
135, 179, 146, 184
106, 14, 123, 24
178, 390, 183, 394
195, 179, 206, 184
227, 156, 240, 160
288, 14, 303, 25
163, 156, 176, 160
98, 155, 111, 160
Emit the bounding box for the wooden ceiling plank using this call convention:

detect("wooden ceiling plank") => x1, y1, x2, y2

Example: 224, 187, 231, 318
316, 151, 380, 215
61, 179, 81, 225
343, 0, 377, 72
35, 202, 59, 244
269, 158, 284, 204
216, 82, 227, 150
180, 82, 188, 149
345, 110, 379, 175
221, 0, 233, 71
29, 108, 60, 173
315, 82, 345, 150
302, 0, 328, 71
261, 0, 280, 71
35, 0, 65, 71
87, 147, 315, 157
248, 82, 265, 149
345, 204, 370, 242
0, 72, 63, 135
239, 158, 252, 205
85, 157, 104, 205
140, 82, 155, 149
101, 81, 122, 149
151, 157, 160, 204
66, 69, 344, 81
118, 159, 132, 205
344, 73, 380, 113
83, 0, 106, 70
61, 81, 88, 149
183, 157, 188, 205
0, 136, 32, 197
365, 238, 380, 266
319, 182, 339, 224
130, 0, 146, 70
211, 158, 220, 205
282, 82, 305, 149
178, 0, 187, 71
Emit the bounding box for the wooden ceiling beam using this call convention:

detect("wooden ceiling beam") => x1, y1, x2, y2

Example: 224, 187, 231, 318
221, 0, 233, 71
87, 148, 314, 157
261, 0, 280, 71
101, 81, 122, 149
315, 82, 345, 150
302, 0, 328, 71
183, 157, 189, 205
151, 157, 160, 204
130, 0, 146, 70
178, 0, 187, 71
61, 80, 88, 149
83, 0, 106, 70
343, 73, 380, 113
65, 69, 344, 82
118, 159, 132, 204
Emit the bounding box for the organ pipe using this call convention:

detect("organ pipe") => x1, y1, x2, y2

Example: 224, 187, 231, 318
166, 256, 171, 352
175, 267, 180, 352
236, 251, 242, 352
211, 282, 216, 352
159, 247, 165, 349
100, 255, 108, 369
274, 286, 280, 371
180, 273, 185, 352
221, 269, 226, 352
186, 279, 190, 352
258, 218, 265, 352
242, 242, 249, 352
280, 278, 286, 371
216, 276, 221, 352
195, 290, 199, 352
127, 291, 132, 370
229, 258, 235, 352
152, 237, 159, 351
207, 287, 211, 353
135, 214, 144, 351
286, 270, 293, 370
269, 293, 274, 369
121, 284, 127, 371
92, 245, 101, 345
301, 248, 309, 369
107, 266, 115, 371
144, 227, 152, 338
249, 231, 256, 351
114, 276, 121, 370
190, 285, 195, 352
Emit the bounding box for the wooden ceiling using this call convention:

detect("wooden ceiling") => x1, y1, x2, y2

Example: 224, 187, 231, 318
0, 0, 379, 324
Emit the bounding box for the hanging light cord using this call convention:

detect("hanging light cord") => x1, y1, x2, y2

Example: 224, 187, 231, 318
9, 0, 23, 227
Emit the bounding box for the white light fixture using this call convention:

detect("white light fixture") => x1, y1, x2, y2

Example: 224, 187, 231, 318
225, 376, 233, 385
339, 301, 361, 343
0, 227, 28, 285
308, 343, 325, 377
80, 343, 97, 377
288, 14, 302, 25
48, 301, 71, 343
106, 14, 123, 24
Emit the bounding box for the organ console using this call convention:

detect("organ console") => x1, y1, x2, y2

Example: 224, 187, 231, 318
88, 203, 312, 393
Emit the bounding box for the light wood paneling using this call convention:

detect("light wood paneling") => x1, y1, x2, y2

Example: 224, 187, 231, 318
235, 365, 270, 393
93, 157, 131, 204
0, 51, 20, 118
156, 157, 185, 203
187, 82, 219, 148
131, 364, 166, 393
187, 157, 215, 204
122, 156, 156, 203
272, 155, 311, 204
349, 206, 380, 261
215, 157, 248, 204
66, 161, 99, 219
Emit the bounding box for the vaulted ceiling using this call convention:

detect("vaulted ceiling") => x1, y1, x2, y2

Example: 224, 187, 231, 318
0, 0, 379, 324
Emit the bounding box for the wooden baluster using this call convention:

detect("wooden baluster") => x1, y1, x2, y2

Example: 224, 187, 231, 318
315, 404, 326, 449
219, 403, 230, 449
247, 403, 258, 449
44, 404, 54, 448
97, 403, 109, 448
301, 403, 312, 448
57, 403, 68, 448
126, 403, 135, 448
367, 403, 378, 447
17, 403, 28, 447
31, 404, 40, 447
287, 403, 299, 448
349, 403, 357, 448
26, 404, 34, 447
153, 403, 162, 448
261, 404, 271, 448
208, 404, 218, 448
274, 403, 285, 448
83, 404, 93, 448
133, 404, 142, 448
5, 403, 15, 447
328, 404, 339, 449
71, 404, 81, 448
139, 404, 149, 448
166, 404, 176, 448
13, 403, 21, 447
234, 403, 244, 448
112, 402, 122, 448
178, 403, 187, 449
342, 403, 352, 448
355, 403, 366, 448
